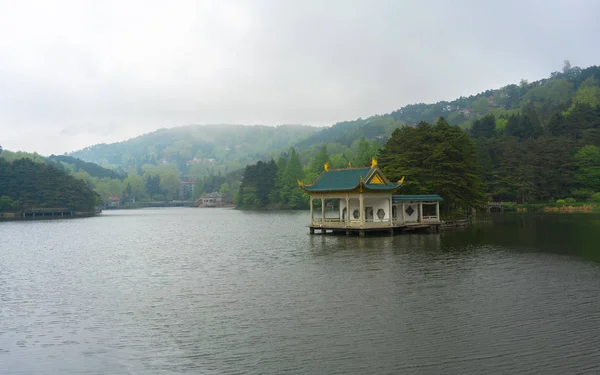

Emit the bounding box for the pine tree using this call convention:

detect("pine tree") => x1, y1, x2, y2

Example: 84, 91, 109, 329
379, 118, 486, 214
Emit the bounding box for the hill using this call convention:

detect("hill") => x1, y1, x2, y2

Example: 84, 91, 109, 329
46, 154, 124, 180
69, 62, 600, 176
70, 124, 318, 176
0, 149, 126, 206
296, 62, 600, 148
60, 61, 600, 207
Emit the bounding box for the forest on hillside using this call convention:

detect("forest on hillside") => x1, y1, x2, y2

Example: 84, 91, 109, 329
70, 124, 318, 177
0, 157, 99, 213
238, 62, 600, 210
3, 61, 599, 210
235, 140, 381, 210
65, 63, 600, 203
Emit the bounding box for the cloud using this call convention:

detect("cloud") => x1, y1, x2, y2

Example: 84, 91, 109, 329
0, 0, 599, 155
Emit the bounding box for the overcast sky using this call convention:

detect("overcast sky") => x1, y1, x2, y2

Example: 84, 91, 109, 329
1, 0, 599, 155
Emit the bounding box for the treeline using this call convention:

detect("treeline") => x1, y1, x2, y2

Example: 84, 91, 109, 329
379, 118, 485, 214
473, 103, 600, 203
237, 149, 305, 209
236, 138, 383, 209
192, 168, 243, 200
383, 65, 600, 206
70, 124, 317, 179
0, 158, 99, 213
0, 148, 239, 205
238, 96, 600, 212
46, 154, 123, 180
90, 163, 241, 204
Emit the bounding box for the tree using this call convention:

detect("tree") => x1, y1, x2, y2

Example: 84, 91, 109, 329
568, 77, 600, 112
307, 145, 329, 176
470, 114, 496, 138
0, 158, 98, 211
281, 149, 305, 208
123, 183, 134, 203
379, 118, 486, 214
574, 145, 600, 190
123, 174, 147, 201
236, 160, 278, 209
471, 97, 490, 115
159, 171, 181, 200
353, 137, 380, 167
219, 183, 231, 197
145, 174, 162, 198
0, 196, 19, 212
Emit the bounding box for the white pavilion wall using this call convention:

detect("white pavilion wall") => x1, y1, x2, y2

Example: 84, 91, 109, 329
363, 197, 390, 221
337, 194, 392, 222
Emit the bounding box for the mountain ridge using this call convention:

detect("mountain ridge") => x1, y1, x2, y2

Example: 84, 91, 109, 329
69, 62, 600, 180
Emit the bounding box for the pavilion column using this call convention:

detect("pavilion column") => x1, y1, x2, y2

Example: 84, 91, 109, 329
359, 194, 364, 226
309, 196, 313, 224
419, 202, 423, 223
321, 197, 325, 223
402, 203, 406, 224
436, 202, 440, 221
345, 194, 350, 225
388, 197, 393, 226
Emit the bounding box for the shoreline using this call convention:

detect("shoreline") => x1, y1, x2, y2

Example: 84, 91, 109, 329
0, 212, 97, 222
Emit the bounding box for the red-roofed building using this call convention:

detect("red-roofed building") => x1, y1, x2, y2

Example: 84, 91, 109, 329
108, 196, 120, 208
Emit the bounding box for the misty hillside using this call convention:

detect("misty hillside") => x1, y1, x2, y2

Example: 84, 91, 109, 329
295, 62, 600, 149
70, 62, 600, 181
70, 124, 318, 176
46, 155, 124, 180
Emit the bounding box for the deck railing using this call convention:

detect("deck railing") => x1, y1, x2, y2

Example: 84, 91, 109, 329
313, 216, 440, 227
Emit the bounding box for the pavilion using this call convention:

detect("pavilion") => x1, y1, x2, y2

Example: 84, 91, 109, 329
298, 158, 443, 236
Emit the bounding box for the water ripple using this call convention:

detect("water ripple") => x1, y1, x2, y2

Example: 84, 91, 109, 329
1, 209, 600, 374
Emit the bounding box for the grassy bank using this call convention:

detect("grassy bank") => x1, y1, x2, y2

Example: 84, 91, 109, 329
499, 201, 600, 213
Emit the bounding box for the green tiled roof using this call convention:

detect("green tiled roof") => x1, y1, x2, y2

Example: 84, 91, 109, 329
392, 195, 443, 202
363, 183, 401, 191
302, 167, 370, 192
301, 167, 400, 192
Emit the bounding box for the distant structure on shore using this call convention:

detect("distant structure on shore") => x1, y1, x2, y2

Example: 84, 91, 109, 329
298, 158, 442, 236
198, 192, 229, 208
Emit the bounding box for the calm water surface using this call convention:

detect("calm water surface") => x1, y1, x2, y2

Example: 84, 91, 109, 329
1, 209, 600, 374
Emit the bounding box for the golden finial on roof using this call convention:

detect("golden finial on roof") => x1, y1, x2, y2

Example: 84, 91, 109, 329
347, 161, 352, 168
297, 179, 304, 186
359, 175, 363, 183
398, 176, 405, 184
324, 161, 330, 171
371, 157, 378, 167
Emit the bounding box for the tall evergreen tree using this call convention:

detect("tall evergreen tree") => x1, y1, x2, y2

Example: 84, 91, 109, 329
379, 118, 486, 214
281, 148, 306, 208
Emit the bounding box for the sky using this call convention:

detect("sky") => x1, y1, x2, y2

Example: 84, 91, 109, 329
1, 0, 599, 155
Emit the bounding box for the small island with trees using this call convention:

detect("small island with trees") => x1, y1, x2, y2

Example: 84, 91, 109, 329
0, 150, 100, 220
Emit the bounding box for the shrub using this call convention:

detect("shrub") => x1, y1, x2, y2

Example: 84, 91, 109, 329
592, 193, 600, 202
556, 199, 566, 206
565, 197, 576, 204
571, 189, 594, 200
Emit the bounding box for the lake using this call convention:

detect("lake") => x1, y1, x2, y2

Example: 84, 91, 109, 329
1, 208, 600, 374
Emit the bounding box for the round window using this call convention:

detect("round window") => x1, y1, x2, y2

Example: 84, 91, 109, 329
352, 209, 360, 219
377, 209, 385, 220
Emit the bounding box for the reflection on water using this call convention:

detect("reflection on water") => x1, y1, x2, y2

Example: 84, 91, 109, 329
1, 209, 600, 374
